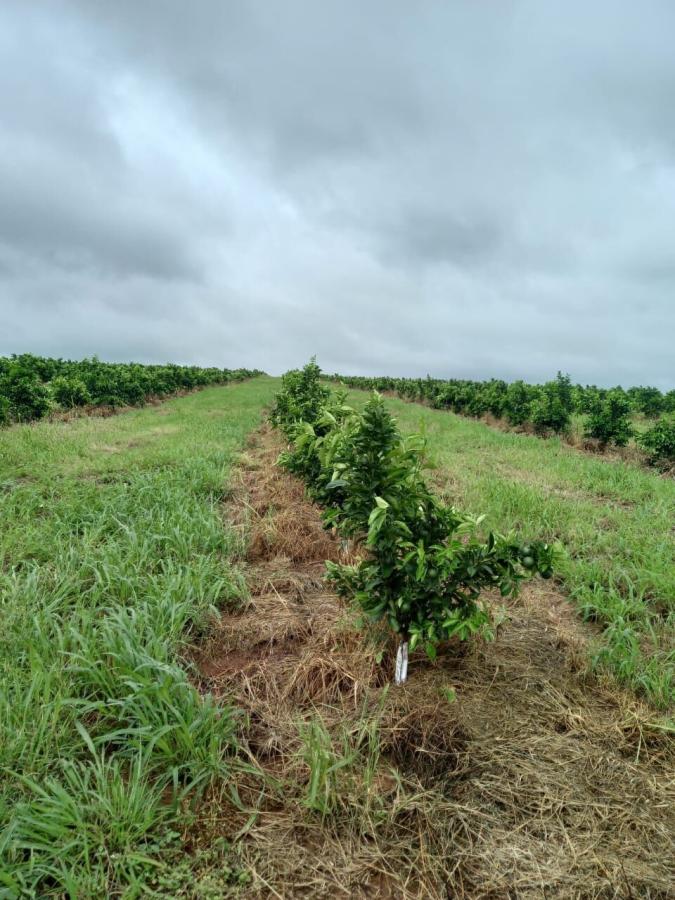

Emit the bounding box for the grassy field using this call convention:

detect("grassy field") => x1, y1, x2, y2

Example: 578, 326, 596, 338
345, 389, 674, 709
0, 378, 277, 895
2, 377, 673, 897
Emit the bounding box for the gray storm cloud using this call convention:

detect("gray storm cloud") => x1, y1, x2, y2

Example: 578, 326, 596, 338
0, 0, 674, 387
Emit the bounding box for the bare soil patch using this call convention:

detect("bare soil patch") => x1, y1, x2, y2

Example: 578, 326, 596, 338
192, 424, 675, 899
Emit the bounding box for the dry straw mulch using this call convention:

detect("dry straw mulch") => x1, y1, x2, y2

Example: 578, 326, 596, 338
190, 424, 675, 899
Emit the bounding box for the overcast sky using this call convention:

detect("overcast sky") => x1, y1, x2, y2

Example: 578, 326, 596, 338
1, 1, 674, 387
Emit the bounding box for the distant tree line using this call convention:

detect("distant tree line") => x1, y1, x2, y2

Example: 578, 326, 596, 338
0, 353, 263, 425
332, 372, 675, 466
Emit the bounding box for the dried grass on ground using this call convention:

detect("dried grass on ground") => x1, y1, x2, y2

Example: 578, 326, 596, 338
191, 425, 675, 899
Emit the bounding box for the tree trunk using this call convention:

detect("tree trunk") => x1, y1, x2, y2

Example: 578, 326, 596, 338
394, 640, 409, 685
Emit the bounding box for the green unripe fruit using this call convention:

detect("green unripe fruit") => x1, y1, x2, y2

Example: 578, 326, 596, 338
522, 556, 535, 569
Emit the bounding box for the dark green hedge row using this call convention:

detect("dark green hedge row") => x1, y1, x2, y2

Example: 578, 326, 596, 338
332, 372, 675, 463
0, 353, 264, 425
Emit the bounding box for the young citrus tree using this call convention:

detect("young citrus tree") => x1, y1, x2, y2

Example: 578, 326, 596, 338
0, 366, 52, 422
270, 357, 330, 438
51, 375, 91, 408
322, 395, 555, 681
504, 380, 535, 426
638, 419, 675, 466
530, 372, 573, 435
628, 385, 664, 419
584, 389, 634, 448
273, 362, 558, 683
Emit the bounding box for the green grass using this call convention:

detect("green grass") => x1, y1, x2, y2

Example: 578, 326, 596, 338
346, 390, 675, 710
0, 378, 278, 896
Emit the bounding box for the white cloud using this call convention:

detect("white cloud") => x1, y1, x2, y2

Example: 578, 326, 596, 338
0, 0, 674, 387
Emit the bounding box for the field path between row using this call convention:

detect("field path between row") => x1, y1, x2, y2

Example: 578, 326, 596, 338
192, 424, 675, 899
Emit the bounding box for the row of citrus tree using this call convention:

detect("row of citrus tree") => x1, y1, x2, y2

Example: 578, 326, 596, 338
332, 371, 675, 465
0, 353, 263, 425
271, 360, 558, 682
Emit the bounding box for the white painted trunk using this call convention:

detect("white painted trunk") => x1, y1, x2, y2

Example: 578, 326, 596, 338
394, 640, 409, 685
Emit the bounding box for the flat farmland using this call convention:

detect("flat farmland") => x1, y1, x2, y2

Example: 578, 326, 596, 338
1, 376, 673, 898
